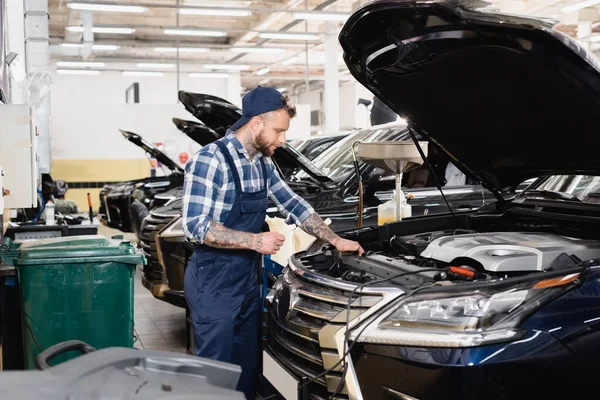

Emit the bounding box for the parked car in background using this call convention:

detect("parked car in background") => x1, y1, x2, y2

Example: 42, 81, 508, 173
261, 1, 600, 399
99, 130, 184, 235
288, 130, 355, 160
139, 120, 533, 307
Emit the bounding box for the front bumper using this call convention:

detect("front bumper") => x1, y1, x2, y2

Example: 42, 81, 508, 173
349, 329, 598, 400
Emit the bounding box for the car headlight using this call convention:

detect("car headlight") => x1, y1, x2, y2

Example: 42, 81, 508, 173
353, 272, 581, 348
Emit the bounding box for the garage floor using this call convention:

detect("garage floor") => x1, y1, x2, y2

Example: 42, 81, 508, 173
98, 224, 187, 354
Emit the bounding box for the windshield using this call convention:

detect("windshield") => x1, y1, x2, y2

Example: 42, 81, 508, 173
524, 175, 600, 202
292, 125, 409, 182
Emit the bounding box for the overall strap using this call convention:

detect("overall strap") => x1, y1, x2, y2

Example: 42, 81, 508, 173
214, 140, 241, 193
259, 157, 268, 191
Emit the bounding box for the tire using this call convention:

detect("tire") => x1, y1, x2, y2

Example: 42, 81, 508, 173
129, 200, 149, 243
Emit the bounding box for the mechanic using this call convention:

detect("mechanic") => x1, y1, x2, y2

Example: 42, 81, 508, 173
181, 85, 364, 399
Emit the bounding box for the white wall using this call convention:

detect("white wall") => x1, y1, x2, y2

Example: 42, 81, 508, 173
50, 71, 230, 162
50, 71, 310, 162
292, 80, 376, 134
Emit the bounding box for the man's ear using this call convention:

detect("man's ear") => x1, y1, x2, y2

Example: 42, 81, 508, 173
250, 115, 263, 132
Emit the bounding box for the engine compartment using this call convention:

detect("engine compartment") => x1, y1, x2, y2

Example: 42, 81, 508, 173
295, 227, 600, 288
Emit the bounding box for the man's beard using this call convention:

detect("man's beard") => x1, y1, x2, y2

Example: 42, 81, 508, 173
255, 130, 275, 156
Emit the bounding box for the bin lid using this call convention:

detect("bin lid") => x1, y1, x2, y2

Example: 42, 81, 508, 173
13, 235, 146, 266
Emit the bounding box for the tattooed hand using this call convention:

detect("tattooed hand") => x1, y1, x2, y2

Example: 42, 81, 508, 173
301, 213, 364, 256
256, 232, 286, 255
204, 220, 285, 254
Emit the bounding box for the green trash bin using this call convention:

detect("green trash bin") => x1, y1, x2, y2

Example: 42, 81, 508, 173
0, 234, 146, 369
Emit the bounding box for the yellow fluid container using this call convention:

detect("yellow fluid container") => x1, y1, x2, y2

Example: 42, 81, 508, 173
378, 191, 412, 225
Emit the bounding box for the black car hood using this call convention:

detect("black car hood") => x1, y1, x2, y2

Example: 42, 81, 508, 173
120, 129, 183, 173
178, 91, 242, 136
339, 0, 600, 192
172, 118, 221, 146
177, 91, 332, 182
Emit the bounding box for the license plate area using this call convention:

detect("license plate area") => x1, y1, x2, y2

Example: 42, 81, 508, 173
263, 350, 299, 400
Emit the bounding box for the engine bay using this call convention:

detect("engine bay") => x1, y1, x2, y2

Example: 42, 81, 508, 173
295, 229, 600, 288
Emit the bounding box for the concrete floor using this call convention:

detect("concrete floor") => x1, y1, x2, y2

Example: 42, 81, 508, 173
98, 224, 187, 354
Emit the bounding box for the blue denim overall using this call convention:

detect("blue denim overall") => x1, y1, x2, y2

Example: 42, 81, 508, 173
184, 140, 267, 400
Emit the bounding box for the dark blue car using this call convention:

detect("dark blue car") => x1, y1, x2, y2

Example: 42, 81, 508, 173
262, 1, 600, 399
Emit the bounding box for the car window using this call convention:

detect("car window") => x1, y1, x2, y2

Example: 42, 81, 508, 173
293, 127, 409, 182
523, 175, 600, 202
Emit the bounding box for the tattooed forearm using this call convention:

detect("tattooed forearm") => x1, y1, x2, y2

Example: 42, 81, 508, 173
300, 213, 339, 245
204, 220, 261, 251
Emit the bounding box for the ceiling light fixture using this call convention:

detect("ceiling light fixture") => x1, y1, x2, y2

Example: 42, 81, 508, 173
123, 71, 165, 77
61, 43, 121, 50
178, 8, 251, 17
67, 2, 147, 13
93, 44, 121, 51
258, 32, 320, 41
56, 61, 105, 67
204, 63, 250, 70
259, 78, 270, 85
67, 26, 136, 34
256, 67, 270, 75
56, 69, 101, 75
189, 72, 230, 78
277, 87, 287, 93
230, 47, 285, 53
136, 63, 176, 68
561, 0, 600, 12
163, 28, 226, 37
292, 11, 349, 21
589, 34, 600, 42
154, 47, 209, 53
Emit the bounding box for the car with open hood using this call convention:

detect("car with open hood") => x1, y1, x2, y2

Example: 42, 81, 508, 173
98, 129, 184, 235
140, 116, 533, 308
260, 1, 600, 399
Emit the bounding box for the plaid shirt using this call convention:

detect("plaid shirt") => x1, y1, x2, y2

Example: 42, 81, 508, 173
182, 132, 315, 244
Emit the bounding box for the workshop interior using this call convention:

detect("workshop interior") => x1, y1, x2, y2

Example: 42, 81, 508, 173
2, 0, 600, 399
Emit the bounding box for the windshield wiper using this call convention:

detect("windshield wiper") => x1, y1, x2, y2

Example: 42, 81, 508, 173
524, 190, 581, 202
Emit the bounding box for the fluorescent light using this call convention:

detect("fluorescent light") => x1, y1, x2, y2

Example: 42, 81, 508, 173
137, 63, 176, 69
154, 47, 209, 53
67, 26, 136, 34
93, 44, 120, 51
259, 78, 270, 85
123, 71, 164, 77
258, 32, 320, 41
67, 2, 147, 13
56, 61, 105, 67
292, 11, 349, 21
189, 72, 229, 78
561, 0, 600, 12
589, 35, 600, 42
256, 67, 270, 75
178, 8, 251, 17
277, 87, 287, 93
56, 69, 100, 75
231, 47, 285, 53
61, 43, 121, 51
204, 64, 250, 70
163, 29, 226, 37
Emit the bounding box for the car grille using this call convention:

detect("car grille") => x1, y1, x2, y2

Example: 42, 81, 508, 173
265, 268, 383, 399
139, 212, 176, 283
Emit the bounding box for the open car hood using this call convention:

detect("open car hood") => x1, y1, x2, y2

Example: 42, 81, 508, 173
177, 91, 332, 182
339, 0, 600, 192
172, 118, 221, 146
120, 129, 183, 173
178, 91, 242, 136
